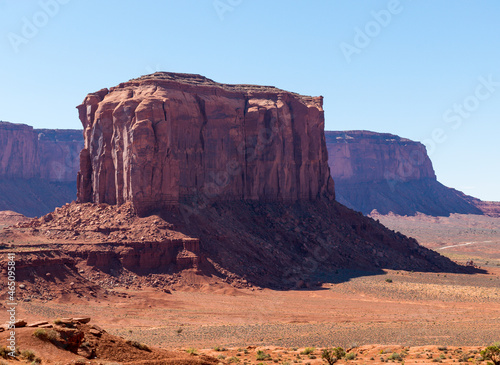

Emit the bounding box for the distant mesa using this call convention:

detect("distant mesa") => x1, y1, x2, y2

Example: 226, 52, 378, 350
325, 130, 498, 217
60, 72, 466, 289
0, 121, 83, 217
0, 73, 474, 293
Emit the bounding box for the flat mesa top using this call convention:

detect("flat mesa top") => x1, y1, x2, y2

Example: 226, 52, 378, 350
126, 72, 318, 100
325, 130, 413, 143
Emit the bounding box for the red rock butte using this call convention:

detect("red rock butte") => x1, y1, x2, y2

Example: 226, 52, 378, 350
77, 72, 334, 216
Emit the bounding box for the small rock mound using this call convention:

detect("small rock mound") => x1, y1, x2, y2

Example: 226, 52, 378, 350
0, 317, 219, 364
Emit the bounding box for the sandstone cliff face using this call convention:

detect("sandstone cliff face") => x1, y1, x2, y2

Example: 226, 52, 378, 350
0, 121, 38, 179
326, 130, 484, 216
0, 121, 84, 216
77, 72, 334, 215
36, 129, 84, 182
0, 122, 83, 181
326, 130, 436, 184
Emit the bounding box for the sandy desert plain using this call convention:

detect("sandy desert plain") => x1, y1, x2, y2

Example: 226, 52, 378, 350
0, 210, 499, 364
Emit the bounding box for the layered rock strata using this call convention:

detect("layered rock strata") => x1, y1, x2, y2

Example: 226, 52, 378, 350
326, 130, 485, 216
0, 121, 84, 216
77, 72, 334, 215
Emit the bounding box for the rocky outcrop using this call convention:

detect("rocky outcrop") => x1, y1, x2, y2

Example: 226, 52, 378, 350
326, 130, 486, 216
0, 121, 84, 216
65, 73, 469, 286
77, 72, 334, 215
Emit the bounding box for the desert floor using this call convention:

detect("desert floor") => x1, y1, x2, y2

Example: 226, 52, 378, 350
15, 265, 500, 349
1, 213, 499, 364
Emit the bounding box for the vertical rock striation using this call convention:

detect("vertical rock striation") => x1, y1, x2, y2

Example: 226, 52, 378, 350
77, 72, 334, 215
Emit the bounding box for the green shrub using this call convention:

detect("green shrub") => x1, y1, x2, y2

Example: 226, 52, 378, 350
186, 348, 198, 355
21, 349, 36, 361
385, 278, 393, 283
33, 328, 47, 339
321, 347, 345, 365
0, 346, 20, 359
33, 328, 59, 342
345, 352, 356, 360
257, 350, 271, 361
301, 347, 315, 355
228, 356, 241, 363
481, 343, 500, 365
388, 352, 403, 361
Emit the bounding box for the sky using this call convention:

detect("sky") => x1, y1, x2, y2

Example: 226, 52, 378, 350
0, 0, 499, 201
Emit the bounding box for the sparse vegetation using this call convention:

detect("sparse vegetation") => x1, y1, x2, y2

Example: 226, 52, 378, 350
481, 343, 500, 365
21, 349, 37, 361
186, 347, 198, 355
228, 356, 241, 363
321, 347, 345, 365
385, 278, 393, 283
388, 352, 403, 361
301, 347, 315, 355
257, 350, 272, 361
0, 346, 20, 359
33, 328, 58, 342
344, 352, 356, 360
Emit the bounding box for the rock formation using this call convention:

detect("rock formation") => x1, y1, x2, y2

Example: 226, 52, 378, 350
0, 121, 38, 179
77, 72, 334, 215
326, 130, 487, 216
37, 129, 84, 182
61, 73, 469, 288
0, 121, 84, 216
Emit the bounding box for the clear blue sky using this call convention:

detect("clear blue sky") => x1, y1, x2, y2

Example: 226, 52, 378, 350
1, 0, 499, 201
